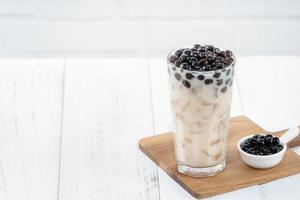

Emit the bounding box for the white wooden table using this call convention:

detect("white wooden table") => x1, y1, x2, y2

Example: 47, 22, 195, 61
0, 57, 300, 200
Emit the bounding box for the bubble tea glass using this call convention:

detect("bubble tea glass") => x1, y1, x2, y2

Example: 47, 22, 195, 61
167, 45, 236, 177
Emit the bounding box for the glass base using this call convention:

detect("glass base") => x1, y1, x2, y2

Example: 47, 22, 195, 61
178, 160, 226, 177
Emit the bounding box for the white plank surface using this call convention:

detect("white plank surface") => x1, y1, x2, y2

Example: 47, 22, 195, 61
58, 59, 160, 200
0, 57, 299, 200
0, 59, 64, 200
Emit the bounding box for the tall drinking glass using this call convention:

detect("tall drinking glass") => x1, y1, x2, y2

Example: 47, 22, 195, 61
167, 46, 236, 176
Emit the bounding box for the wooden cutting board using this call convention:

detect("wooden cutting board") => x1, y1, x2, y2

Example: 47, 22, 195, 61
139, 116, 300, 199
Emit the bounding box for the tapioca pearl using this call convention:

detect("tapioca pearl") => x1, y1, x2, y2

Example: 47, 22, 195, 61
175, 73, 181, 81
185, 73, 194, 80
182, 80, 191, 88
190, 57, 198, 63
199, 52, 208, 58
197, 74, 205, 81
224, 58, 233, 65
179, 54, 188, 62
216, 79, 223, 86
225, 50, 233, 57
183, 49, 191, 56
180, 63, 190, 70
221, 86, 227, 93
175, 60, 182, 67
198, 59, 208, 67
204, 79, 213, 85
226, 69, 231, 76
169, 55, 178, 63
172, 67, 176, 71
229, 80, 233, 87
193, 44, 201, 49
214, 48, 220, 54
225, 78, 231, 85
175, 50, 183, 57
207, 45, 215, 52
213, 72, 221, 78
191, 64, 201, 71
216, 63, 224, 70
219, 51, 227, 58
203, 65, 211, 71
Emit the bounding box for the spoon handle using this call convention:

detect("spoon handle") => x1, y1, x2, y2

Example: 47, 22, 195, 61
288, 129, 300, 147
280, 127, 299, 145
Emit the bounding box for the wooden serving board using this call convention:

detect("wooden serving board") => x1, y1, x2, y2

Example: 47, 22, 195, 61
139, 116, 300, 199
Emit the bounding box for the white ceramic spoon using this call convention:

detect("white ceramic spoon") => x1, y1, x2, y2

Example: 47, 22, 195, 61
237, 127, 299, 169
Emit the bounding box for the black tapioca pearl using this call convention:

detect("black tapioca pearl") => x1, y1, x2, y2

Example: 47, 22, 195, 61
225, 78, 231, 85
174, 73, 181, 81
185, 73, 194, 80
169, 55, 178, 63
216, 63, 224, 70
216, 79, 223, 86
190, 52, 199, 58
199, 52, 208, 58
183, 49, 191, 56
224, 58, 233, 65
204, 79, 213, 85
203, 65, 212, 71
225, 50, 233, 57
214, 48, 220, 54
190, 57, 198, 63
182, 80, 191, 88
221, 86, 227, 93
179, 54, 188, 62
172, 67, 176, 71
175, 50, 183, 57
215, 56, 223, 61
193, 44, 201, 49
192, 61, 199, 68
226, 69, 231, 76
192, 65, 201, 71
213, 72, 221, 78
218, 51, 226, 58
198, 59, 208, 67
199, 46, 208, 52
229, 80, 233, 87
207, 45, 215, 52
197, 74, 205, 80
180, 63, 190, 70
207, 55, 214, 62
175, 60, 182, 67
272, 137, 280, 145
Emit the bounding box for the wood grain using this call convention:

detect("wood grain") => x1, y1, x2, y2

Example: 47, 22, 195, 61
139, 116, 300, 199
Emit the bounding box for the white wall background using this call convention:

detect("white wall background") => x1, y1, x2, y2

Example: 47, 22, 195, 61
0, 0, 300, 58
